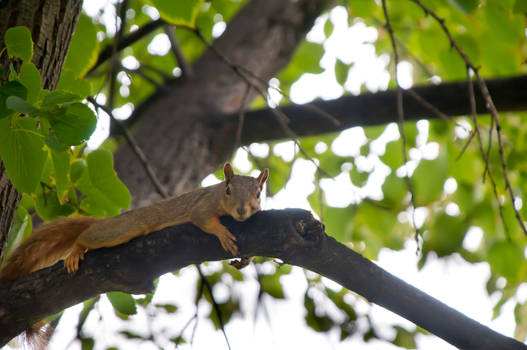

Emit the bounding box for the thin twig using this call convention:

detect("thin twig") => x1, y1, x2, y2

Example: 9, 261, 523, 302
107, 0, 129, 110
409, 0, 527, 236
465, 69, 509, 238
371, 16, 435, 78
164, 25, 193, 79
190, 277, 204, 346
87, 97, 169, 198
381, 0, 421, 244
236, 84, 252, 148
456, 129, 476, 160
405, 89, 451, 123
89, 18, 166, 74
196, 265, 232, 350
122, 67, 164, 89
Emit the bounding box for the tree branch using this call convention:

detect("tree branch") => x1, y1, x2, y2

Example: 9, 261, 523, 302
0, 210, 524, 349
234, 74, 527, 144
89, 18, 166, 74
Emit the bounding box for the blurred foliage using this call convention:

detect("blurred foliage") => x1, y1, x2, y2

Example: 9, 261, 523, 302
2, 0, 527, 348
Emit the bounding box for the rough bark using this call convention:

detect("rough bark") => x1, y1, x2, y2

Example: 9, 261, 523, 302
114, 0, 334, 205
0, 0, 82, 259
0, 209, 524, 349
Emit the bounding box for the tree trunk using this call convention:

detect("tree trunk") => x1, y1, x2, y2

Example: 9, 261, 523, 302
0, 0, 82, 259
114, 0, 333, 205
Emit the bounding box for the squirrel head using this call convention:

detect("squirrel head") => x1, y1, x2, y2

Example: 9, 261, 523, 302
221, 162, 269, 222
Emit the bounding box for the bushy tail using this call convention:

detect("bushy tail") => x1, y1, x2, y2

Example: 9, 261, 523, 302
0, 217, 99, 283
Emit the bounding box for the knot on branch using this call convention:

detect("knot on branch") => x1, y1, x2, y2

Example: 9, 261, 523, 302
294, 212, 325, 243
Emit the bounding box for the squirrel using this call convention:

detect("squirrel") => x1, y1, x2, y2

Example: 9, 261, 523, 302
0, 163, 269, 283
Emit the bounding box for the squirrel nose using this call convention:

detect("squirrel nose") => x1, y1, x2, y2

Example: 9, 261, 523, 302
237, 207, 246, 217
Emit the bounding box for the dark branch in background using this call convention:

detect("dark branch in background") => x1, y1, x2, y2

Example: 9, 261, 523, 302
231, 75, 527, 144
408, 0, 527, 236
381, 0, 420, 244
89, 18, 166, 74
0, 210, 524, 349
164, 25, 192, 79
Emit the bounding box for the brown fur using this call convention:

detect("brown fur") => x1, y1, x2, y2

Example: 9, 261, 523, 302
0, 217, 98, 283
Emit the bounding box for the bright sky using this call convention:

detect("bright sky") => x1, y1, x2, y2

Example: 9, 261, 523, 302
22, 3, 523, 350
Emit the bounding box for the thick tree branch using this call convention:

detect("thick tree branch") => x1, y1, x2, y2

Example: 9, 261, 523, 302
0, 209, 524, 349
232, 74, 527, 143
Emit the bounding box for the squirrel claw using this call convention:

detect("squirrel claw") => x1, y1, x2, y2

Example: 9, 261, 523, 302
221, 239, 238, 255
230, 256, 253, 269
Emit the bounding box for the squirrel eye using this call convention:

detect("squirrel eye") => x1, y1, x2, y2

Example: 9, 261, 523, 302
226, 186, 231, 195
256, 191, 261, 199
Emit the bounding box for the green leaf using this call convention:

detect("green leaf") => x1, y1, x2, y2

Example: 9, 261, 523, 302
5, 26, 33, 61
51, 151, 71, 202
349, 0, 377, 18
87, 150, 131, 209
427, 213, 469, 257
279, 40, 324, 83
35, 186, 75, 220
0, 81, 27, 118
57, 70, 92, 97
48, 103, 96, 147
412, 151, 448, 205
349, 167, 369, 187
19, 62, 42, 104
208, 300, 238, 329
260, 274, 285, 299
74, 150, 130, 216
514, 302, 527, 340
334, 59, 349, 86
62, 14, 99, 78
107, 292, 137, 315
293, 41, 324, 74
0, 117, 47, 193
42, 90, 83, 107
80, 337, 94, 350
155, 303, 178, 313
381, 140, 404, 169
70, 158, 87, 183
513, 0, 527, 13
6, 96, 37, 115
6, 206, 32, 256
487, 241, 524, 281
364, 125, 386, 140
324, 18, 334, 38
148, 0, 204, 27
381, 174, 407, 208
392, 325, 417, 349
448, 0, 480, 13
321, 206, 354, 241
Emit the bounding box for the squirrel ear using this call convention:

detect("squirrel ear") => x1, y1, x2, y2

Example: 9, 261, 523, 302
224, 162, 235, 182
257, 168, 269, 186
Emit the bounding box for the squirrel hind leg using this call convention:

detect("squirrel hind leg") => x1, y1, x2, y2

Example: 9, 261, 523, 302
64, 243, 86, 273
